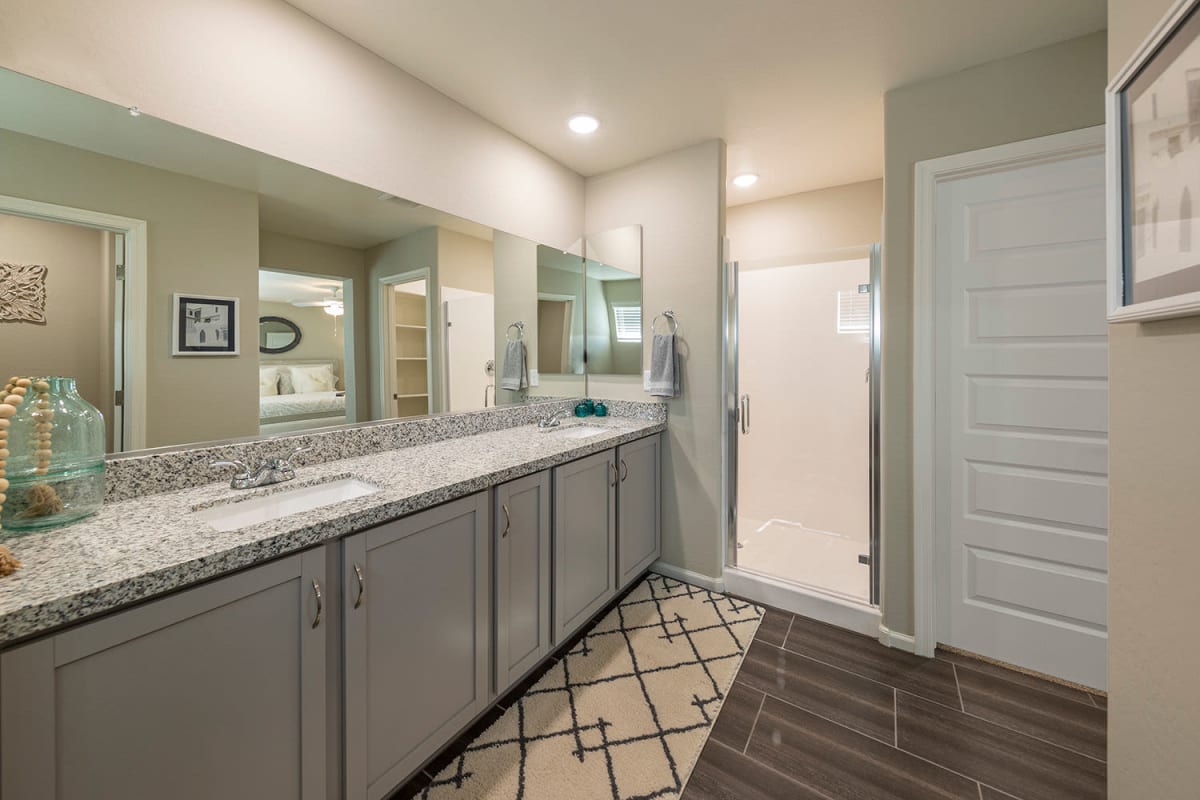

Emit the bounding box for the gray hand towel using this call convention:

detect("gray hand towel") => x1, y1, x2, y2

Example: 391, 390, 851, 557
500, 340, 528, 391
648, 333, 680, 398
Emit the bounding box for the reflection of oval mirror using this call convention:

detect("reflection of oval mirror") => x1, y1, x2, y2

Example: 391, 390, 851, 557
259, 316, 302, 354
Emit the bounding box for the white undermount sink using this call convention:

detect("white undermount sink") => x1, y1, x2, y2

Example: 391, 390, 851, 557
193, 477, 380, 532
546, 424, 609, 440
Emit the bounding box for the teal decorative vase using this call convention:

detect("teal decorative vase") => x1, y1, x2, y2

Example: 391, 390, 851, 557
0, 377, 106, 532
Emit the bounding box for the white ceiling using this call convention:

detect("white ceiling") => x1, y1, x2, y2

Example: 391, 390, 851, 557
286, 0, 1105, 205
259, 270, 341, 304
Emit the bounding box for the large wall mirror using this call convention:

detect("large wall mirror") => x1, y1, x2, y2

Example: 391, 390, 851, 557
0, 67, 642, 456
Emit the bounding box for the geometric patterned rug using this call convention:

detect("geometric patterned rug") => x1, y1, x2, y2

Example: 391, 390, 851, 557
422, 573, 763, 799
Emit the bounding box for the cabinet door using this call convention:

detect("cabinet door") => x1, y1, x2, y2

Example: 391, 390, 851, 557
553, 449, 617, 643
495, 470, 552, 694
618, 434, 662, 589
343, 492, 489, 800
0, 549, 328, 800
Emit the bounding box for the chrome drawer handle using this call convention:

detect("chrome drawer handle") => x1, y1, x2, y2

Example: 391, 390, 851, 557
353, 563, 365, 609
501, 504, 511, 538
620, 459, 628, 482
609, 462, 618, 487
311, 579, 323, 629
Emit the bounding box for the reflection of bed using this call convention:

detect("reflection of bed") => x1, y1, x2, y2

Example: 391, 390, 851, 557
259, 360, 347, 433
259, 391, 345, 420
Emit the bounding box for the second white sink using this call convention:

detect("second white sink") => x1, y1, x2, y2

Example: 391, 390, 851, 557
194, 477, 380, 532
548, 425, 609, 440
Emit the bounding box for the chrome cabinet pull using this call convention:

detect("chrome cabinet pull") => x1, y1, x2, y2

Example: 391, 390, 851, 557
609, 462, 618, 487
740, 394, 750, 434
620, 459, 628, 482
501, 504, 511, 538
353, 563, 365, 609
311, 578, 323, 629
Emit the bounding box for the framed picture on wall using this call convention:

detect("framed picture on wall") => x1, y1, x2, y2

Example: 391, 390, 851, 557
1108, 0, 1200, 321
172, 293, 239, 356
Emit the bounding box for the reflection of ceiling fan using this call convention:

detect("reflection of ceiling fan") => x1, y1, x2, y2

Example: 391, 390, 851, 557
292, 287, 344, 317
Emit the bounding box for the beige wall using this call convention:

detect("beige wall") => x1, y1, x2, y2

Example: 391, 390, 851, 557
259, 230, 369, 421
727, 179, 883, 263
1106, 2, 1200, 796
880, 32, 1108, 634
585, 140, 727, 579
0, 0, 583, 251
437, 229, 494, 294
0, 214, 114, 448
1, 129, 260, 449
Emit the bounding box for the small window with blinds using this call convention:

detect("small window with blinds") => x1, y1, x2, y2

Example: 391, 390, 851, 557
612, 304, 642, 342
836, 290, 870, 334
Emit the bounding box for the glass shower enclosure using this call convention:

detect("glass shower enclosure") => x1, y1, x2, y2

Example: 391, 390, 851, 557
724, 245, 881, 605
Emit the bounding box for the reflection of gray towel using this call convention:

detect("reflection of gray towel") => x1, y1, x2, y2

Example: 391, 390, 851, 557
648, 333, 680, 398
500, 340, 528, 391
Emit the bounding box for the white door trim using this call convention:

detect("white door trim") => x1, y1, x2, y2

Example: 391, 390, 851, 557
911, 126, 1106, 658
0, 194, 148, 451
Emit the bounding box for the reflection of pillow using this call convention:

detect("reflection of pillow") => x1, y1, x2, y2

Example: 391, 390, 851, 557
259, 367, 280, 397
277, 367, 295, 395
291, 365, 336, 393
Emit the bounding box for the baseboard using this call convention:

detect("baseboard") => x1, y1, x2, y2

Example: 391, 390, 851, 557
650, 560, 726, 593
723, 567, 880, 637
878, 624, 918, 653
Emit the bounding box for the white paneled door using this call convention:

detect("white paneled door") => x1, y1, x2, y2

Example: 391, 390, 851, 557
933, 144, 1108, 689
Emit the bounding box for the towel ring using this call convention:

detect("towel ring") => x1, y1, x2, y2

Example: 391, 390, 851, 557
651, 310, 679, 336
506, 321, 525, 342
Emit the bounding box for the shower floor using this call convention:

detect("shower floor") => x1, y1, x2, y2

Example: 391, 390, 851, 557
736, 516, 870, 602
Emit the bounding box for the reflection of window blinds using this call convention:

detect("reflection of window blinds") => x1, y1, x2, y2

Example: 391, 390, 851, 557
612, 305, 642, 342
837, 290, 870, 334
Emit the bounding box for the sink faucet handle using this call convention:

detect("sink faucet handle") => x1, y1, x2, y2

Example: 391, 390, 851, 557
210, 458, 250, 475
284, 445, 313, 464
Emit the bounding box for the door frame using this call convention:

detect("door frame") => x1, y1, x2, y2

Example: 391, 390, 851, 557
0, 193, 148, 451
376, 268, 434, 417
911, 125, 1106, 658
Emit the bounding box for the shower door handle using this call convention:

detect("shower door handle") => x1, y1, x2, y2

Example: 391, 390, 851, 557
739, 394, 749, 434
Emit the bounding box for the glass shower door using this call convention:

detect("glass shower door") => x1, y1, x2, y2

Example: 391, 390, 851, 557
727, 247, 879, 604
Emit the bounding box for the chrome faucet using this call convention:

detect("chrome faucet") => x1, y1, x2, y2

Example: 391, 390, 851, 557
211, 446, 312, 490
537, 409, 572, 429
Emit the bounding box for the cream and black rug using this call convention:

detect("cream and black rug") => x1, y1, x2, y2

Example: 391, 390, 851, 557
422, 573, 763, 799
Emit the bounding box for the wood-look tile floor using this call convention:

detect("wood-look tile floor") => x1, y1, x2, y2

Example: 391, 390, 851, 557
683, 607, 1107, 800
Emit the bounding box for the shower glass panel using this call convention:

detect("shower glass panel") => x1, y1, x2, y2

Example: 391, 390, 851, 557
733, 250, 875, 603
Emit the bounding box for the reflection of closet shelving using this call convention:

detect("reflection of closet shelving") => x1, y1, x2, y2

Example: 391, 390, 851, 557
392, 289, 429, 417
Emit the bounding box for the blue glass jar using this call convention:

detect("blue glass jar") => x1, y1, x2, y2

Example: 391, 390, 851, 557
0, 377, 106, 531
574, 398, 595, 417
594, 402, 608, 417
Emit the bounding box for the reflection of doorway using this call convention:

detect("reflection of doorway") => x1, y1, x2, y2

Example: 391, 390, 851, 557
0, 195, 147, 452
379, 270, 432, 418
537, 297, 574, 373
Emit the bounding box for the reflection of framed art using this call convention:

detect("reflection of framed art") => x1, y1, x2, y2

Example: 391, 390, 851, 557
172, 293, 239, 356
1109, 0, 1200, 321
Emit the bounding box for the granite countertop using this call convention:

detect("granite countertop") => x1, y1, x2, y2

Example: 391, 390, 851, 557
0, 416, 665, 647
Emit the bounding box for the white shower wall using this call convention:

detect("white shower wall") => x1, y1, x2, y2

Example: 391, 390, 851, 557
737, 257, 870, 596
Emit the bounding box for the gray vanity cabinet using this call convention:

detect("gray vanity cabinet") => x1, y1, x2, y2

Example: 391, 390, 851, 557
342, 491, 490, 800
0, 548, 328, 800
494, 470, 552, 695
552, 449, 618, 643
617, 434, 662, 590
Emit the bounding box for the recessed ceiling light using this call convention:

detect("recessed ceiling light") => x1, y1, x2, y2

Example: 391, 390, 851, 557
732, 173, 759, 188
568, 114, 600, 135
